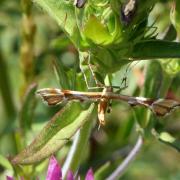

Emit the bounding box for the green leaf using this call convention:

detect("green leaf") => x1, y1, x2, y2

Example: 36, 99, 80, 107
130, 40, 180, 59
83, 16, 111, 45
12, 102, 95, 164
0, 51, 16, 118
94, 162, 111, 179
158, 132, 180, 152
83, 15, 121, 46
33, 0, 79, 43
19, 83, 38, 131
160, 59, 180, 76
170, 0, 180, 37
0, 154, 13, 170
53, 59, 70, 89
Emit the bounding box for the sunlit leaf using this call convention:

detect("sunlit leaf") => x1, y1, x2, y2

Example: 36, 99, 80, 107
33, 0, 80, 45
170, 0, 180, 37
159, 132, 180, 152
0, 154, 13, 170
160, 59, 180, 76
94, 162, 111, 180
12, 102, 95, 164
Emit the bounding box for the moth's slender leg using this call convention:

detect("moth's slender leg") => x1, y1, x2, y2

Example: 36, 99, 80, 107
87, 52, 105, 89
120, 62, 132, 90
87, 56, 102, 87
107, 99, 112, 113
80, 52, 105, 90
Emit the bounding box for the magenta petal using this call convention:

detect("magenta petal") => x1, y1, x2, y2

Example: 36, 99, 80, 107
46, 155, 62, 180
67, 170, 74, 180
85, 168, 94, 180
6, 176, 14, 180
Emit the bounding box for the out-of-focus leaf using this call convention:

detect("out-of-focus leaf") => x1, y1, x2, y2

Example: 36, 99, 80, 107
19, 83, 38, 131
53, 59, 70, 89
157, 132, 180, 152
50, 35, 71, 50
12, 102, 95, 164
170, 1, 180, 37
143, 61, 163, 98
33, 0, 79, 45
130, 40, 180, 59
160, 59, 180, 76
0, 154, 13, 170
163, 25, 177, 41
0, 51, 16, 118
117, 116, 135, 141
94, 162, 111, 180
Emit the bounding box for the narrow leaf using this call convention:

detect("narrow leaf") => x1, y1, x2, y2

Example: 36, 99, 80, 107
159, 132, 180, 152
0, 154, 13, 170
33, 0, 77, 37
131, 40, 180, 59
83, 16, 113, 45
53, 59, 70, 89
19, 83, 38, 130
94, 162, 111, 180
12, 102, 95, 164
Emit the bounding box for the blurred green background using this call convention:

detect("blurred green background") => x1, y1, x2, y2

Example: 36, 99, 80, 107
0, 0, 180, 179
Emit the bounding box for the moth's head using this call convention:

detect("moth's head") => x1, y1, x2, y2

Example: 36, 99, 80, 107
36, 88, 65, 106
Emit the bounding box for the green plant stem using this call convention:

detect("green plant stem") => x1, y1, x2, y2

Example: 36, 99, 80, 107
62, 111, 95, 178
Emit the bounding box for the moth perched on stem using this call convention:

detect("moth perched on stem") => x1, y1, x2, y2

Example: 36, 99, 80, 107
37, 88, 180, 126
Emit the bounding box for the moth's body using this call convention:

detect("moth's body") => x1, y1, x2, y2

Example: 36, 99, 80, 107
37, 88, 180, 126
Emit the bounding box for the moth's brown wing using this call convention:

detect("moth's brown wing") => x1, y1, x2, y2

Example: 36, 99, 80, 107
151, 99, 180, 116
37, 88, 65, 106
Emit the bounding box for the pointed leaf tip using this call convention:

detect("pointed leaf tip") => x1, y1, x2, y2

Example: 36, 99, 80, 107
46, 155, 62, 180
85, 168, 94, 180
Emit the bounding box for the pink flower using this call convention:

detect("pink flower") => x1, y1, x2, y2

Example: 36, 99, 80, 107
85, 168, 94, 180
46, 156, 94, 180
6, 176, 14, 180
46, 156, 62, 180
67, 170, 74, 180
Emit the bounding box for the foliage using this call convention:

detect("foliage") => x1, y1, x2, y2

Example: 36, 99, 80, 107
0, 0, 180, 179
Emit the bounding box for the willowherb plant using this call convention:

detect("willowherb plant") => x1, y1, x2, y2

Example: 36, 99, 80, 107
4, 0, 180, 179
